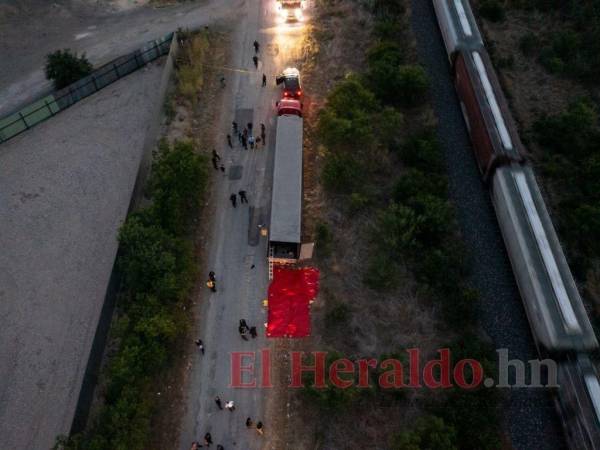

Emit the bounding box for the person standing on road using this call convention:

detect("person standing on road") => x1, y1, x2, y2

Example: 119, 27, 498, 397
232, 121, 238, 133
209, 271, 216, 282
195, 339, 205, 354
239, 190, 248, 204
247, 122, 253, 132
212, 157, 219, 170
227, 134, 233, 148
238, 131, 243, 144
230, 193, 237, 207
212, 149, 221, 161
206, 278, 216, 292
241, 135, 248, 150
204, 432, 212, 446
253, 40, 260, 53
250, 326, 257, 338
239, 323, 249, 340
256, 421, 264, 435
215, 396, 223, 409
261, 123, 266, 144
243, 127, 248, 139
252, 55, 258, 68
225, 400, 235, 411
248, 135, 255, 149
246, 417, 253, 428
262, 74, 267, 87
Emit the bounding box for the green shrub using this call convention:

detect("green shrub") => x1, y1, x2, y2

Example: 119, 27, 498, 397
399, 132, 444, 173
322, 152, 364, 193
149, 140, 209, 234
390, 415, 458, 450
45, 49, 93, 89
364, 252, 401, 291
518, 32, 539, 57
479, 0, 506, 23
393, 169, 447, 201
325, 302, 351, 328
315, 222, 333, 257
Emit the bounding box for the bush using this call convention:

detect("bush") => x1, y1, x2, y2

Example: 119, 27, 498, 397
393, 169, 447, 201
322, 152, 364, 193
399, 132, 444, 173
325, 302, 351, 328
364, 252, 401, 290
45, 49, 93, 89
479, 0, 506, 23
367, 62, 429, 107
315, 222, 333, 257
390, 415, 458, 450
518, 32, 540, 57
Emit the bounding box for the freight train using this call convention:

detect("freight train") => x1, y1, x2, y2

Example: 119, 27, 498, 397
432, 0, 600, 447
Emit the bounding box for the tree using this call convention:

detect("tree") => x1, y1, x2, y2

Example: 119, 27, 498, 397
390, 415, 458, 450
45, 49, 93, 89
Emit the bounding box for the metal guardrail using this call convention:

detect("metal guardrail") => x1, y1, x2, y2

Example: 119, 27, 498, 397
0, 32, 174, 144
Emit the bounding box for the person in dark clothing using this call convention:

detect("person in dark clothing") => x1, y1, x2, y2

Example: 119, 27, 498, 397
232, 121, 238, 132
243, 128, 248, 138
252, 55, 258, 68
241, 136, 247, 149
262, 74, 267, 87
220, 165, 225, 173
227, 134, 233, 148
247, 122, 253, 131
209, 271, 216, 282
195, 339, 205, 354
253, 40, 260, 53
212, 157, 219, 170
256, 421, 264, 435
239, 325, 248, 340
239, 190, 248, 203
216, 445, 224, 450
230, 193, 237, 207
240, 319, 249, 329
250, 326, 257, 338
246, 417, 253, 428
260, 123, 266, 144
215, 396, 223, 409
260, 123, 265, 133
204, 432, 212, 446
212, 149, 221, 161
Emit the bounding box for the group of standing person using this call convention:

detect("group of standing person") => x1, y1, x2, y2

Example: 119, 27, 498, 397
190, 39, 270, 450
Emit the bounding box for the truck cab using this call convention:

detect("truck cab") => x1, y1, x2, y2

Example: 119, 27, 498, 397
276, 98, 302, 117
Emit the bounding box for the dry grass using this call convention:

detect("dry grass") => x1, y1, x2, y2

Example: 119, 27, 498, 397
261, 1, 455, 449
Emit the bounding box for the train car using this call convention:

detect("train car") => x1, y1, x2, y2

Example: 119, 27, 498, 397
556, 355, 600, 449
432, 0, 484, 60
492, 164, 598, 352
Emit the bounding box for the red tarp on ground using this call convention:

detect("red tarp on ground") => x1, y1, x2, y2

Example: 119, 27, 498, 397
267, 266, 320, 338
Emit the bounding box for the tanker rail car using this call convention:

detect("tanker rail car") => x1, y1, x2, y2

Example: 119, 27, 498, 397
433, 0, 600, 448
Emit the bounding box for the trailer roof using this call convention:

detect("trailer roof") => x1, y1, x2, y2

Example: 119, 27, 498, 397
269, 114, 303, 244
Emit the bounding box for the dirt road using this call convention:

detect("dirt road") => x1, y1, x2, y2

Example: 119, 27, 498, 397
177, 2, 308, 449
0, 0, 240, 115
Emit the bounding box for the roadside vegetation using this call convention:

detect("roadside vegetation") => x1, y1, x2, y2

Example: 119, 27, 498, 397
55, 141, 209, 450
473, 1, 600, 325
289, 0, 501, 448
45, 49, 93, 89
54, 29, 223, 450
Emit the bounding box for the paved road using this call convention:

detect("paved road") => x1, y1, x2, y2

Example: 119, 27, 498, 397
409, 1, 565, 449
0, 0, 240, 116
177, 1, 308, 449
